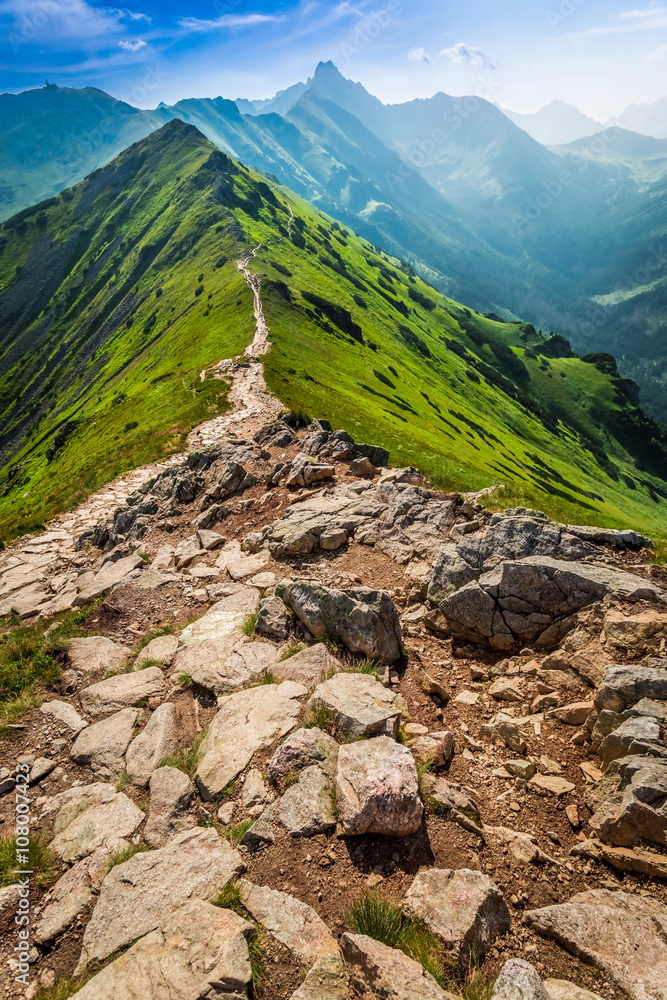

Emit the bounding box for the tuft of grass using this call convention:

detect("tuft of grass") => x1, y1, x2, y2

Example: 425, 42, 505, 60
138, 552, 152, 563
213, 879, 244, 912
648, 539, 667, 565
105, 843, 150, 874
0, 833, 57, 888
159, 731, 206, 778
215, 778, 238, 803
34, 977, 84, 1000
241, 613, 258, 638
282, 771, 298, 789
279, 643, 305, 661
397, 723, 409, 745
322, 633, 343, 653
301, 704, 335, 733
345, 658, 382, 680
136, 657, 166, 670
135, 623, 179, 653
212, 881, 266, 998
416, 759, 434, 802
223, 818, 254, 844
347, 891, 450, 987
177, 672, 193, 689
256, 670, 281, 686
0, 622, 66, 735
115, 770, 132, 792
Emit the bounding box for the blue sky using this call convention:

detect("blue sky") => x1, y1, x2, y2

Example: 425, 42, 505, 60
1, 0, 666, 119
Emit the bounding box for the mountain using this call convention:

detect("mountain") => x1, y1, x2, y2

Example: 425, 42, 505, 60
235, 81, 307, 117
2, 70, 667, 424
0, 83, 170, 217
501, 101, 604, 145
611, 96, 667, 139
1, 121, 666, 544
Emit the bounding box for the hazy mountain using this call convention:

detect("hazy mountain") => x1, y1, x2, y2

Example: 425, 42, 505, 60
1, 121, 665, 542
611, 97, 667, 139
235, 81, 307, 117
501, 101, 604, 145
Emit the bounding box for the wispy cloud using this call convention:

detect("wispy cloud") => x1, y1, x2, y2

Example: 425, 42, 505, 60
566, 3, 667, 37
408, 46, 430, 62
119, 38, 147, 50
440, 42, 496, 70
176, 12, 284, 34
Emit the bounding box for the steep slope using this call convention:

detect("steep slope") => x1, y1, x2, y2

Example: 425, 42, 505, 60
0, 121, 665, 544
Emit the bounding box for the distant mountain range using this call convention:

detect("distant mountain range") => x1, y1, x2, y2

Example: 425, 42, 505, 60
500, 101, 605, 146
1, 64, 666, 424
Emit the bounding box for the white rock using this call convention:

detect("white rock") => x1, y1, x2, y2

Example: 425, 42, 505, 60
135, 635, 179, 667
308, 672, 404, 740
125, 703, 178, 786
144, 766, 196, 847
67, 636, 133, 674
238, 879, 338, 964
48, 784, 144, 862
80, 667, 164, 717
70, 708, 142, 778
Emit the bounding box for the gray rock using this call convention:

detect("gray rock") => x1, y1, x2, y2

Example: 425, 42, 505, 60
545, 980, 604, 1000
289, 953, 349, 1000
265, 487, 388, 557
76, 828, 245, 971
195, 681, 307, 800
178, 588, 260, 645
202, 461, 246, 506
525, 890, 667, 1000
441, 557, 665, 652
125, 703, 178, 786
40, 700, 88, 733
238, 879, 338, 964
67, 636, 133, 674
74, 554, 146, 604
341, 932, 454, 999
241, 768, 275, 816
600, 716, 663, 771
70, 900, 253, 1000
135, 635, 179, 667
80, 667, 165, 717
479, 720, 527, 755
285, 452, 336, 488
275, 644, 342, 687
279, 765, 337, 836
492, 960, 550, 1000
269, 727, 339, 784
403, 869, 511, 967
336, 736, 423, 837
308, 672, 404, 740
595, 665, 667, 714
47, 783, 144, 862
256, 596, 291, 640
35, 847, 115, 945
70, 708, 142, 779
587, 754, 667, 846
144, 766, 196, 847
277, 581, 403, 664
173, 638, 278, 696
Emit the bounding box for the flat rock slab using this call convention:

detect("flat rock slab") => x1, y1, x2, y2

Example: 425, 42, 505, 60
40, 700, 88, 734
545, 982, 604, 1000
277, 581, 403, 665
47, 784, 144, 862
70, 708, 142, 779
275, 643, 342, 687
195, 681, 307, 800
68, 636, 133, 675
144, 766, 196, 847
75, 554, 146, 604
239, 879, 338, 963
308, 672, 404, 740
587, 755, 667, 846
223, 552, 271, 581
35, 846, 117, 945
336, 736, 423, 837
595, 665, 667, 714
178, 588, 259, 646
525, 890, 667, 1000
76, 828, 245, 971
135, 634, 180, 667
173, 639, 278, 696
80, 667, 165, 717
125, 703, 178, 786
403, 868, 511, 966
342, 932, 457, 1000
289, 953, 350, 1000
70, 900, 253, 1000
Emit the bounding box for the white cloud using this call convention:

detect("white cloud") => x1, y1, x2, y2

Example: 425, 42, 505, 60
619, 3, 667, 18
408, 46, 430, 62
119, 38, 147, 50
176, 13, 283, 34
440, 42, 496, 70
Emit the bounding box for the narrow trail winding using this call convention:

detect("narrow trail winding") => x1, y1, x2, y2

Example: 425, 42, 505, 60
8, 214, 293, 549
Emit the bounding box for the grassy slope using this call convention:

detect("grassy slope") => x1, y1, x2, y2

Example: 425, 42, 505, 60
0, 121, 665, 543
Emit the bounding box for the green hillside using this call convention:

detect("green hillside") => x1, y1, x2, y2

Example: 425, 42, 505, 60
0, 120, 665, 544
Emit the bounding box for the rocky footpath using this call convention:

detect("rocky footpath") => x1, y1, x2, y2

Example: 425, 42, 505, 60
1, 414, 667, 1000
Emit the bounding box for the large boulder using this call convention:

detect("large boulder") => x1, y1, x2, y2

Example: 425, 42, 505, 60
441, 557, 665, 651
603, 608, 667, 651
336, 736, 423, 837
195, 681, 307, 800
178, 588, 259, 645
276, 581, 403, 664
265, 488, 385, 557
341, 932, 455, 999
144, 766, 196, 847
595, 665, 667, 713
587, 755, 667, 846
525, 890, 667, 1000
80, 667, 165, 717
70, 900, 253, 1000
125, 703, 178, 787
307, 672, 404, 740
46, 783, 144, 862
403, 869, 511, 967
599, 716, 663, 771
70, 708, 142, 779
76, 828, 244, 970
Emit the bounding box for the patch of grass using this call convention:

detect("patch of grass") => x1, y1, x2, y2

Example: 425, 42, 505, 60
416, 759, 434, 801
159, 731, 206, 778
347, 890, 450, 987
345, 658, 382, 681
105, 843, 150, 874
115, 770, 132, 792
215, 778, 238, 802
282, 771, 298, 788
0, 833, 57, 888
460, 967, 498, 1000
34, 976, 85, 1000
136, 657, 165, 670
138, 552, 152, 563
322, 633, 344, 653
648, 539, 667, 565
105, 664, 134, 679
0, 621, 66, 737
135, 623, 179, 653
223, 818, 254, 844
212, 881, 266, 998
241, 613, 258, 638
213, 879, 244, 912
279, 643, 305, 661
397, 723, 409, 745
256, 670, 281, 686
200, 815, 216, 828
177, 672, 193, 689
301, 704, 335, 733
